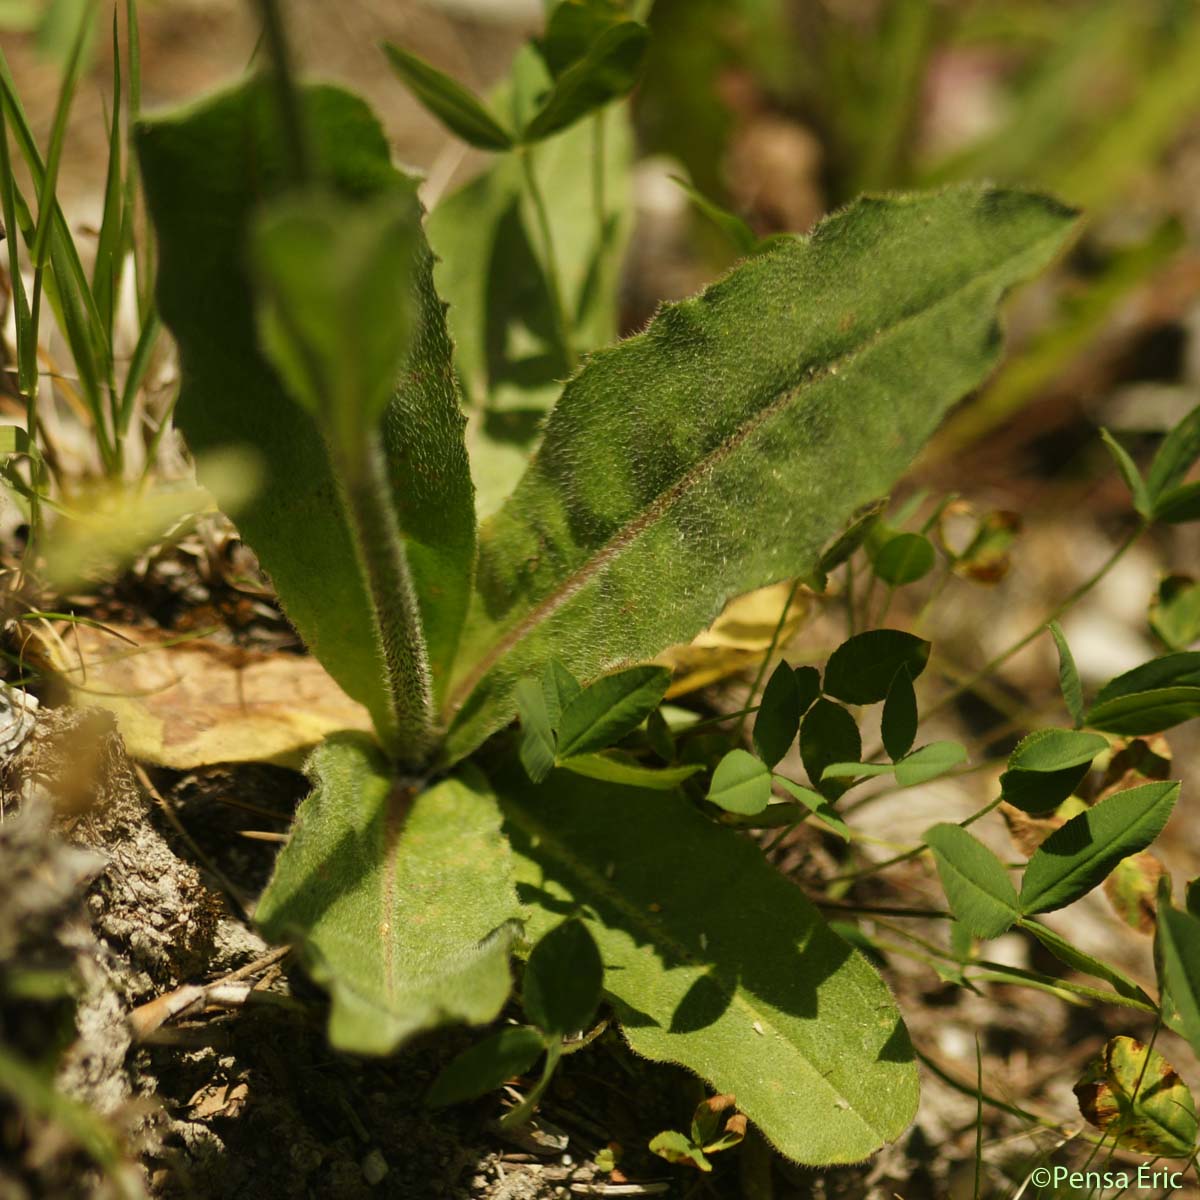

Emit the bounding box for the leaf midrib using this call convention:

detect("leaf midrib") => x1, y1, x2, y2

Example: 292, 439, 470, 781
936, 854, 1019, 922
501, 793, 892, 1142
445, 222, 1069, 721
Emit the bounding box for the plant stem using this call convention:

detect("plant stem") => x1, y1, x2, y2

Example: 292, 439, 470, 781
811, 897, 950, 919
681, 703, 760, 735
333, 434, 437, 769
519, 145, 576, 372
924, 520, 1148, 721
735, 577, 800, 740
253, 0, 311, 186
828, 796, 1002, 884
499, 1037, 563, 1130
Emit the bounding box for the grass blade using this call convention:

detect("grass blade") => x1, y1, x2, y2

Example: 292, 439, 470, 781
92, 10, 123, 343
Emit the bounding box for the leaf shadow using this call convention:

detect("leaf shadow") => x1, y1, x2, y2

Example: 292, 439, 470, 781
499, 762, 903, 1067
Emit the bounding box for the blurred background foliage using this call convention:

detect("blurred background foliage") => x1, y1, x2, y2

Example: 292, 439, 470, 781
5, 0, 1200, 493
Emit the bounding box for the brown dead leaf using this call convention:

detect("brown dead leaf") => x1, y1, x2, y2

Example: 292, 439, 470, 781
1000, 795, 1088, 857
1005, 739, 1169, 932
1000, 801, 1064, 858
37, 623, 372, 769
657, 582, 812, 696
1099, 737, 1172, 797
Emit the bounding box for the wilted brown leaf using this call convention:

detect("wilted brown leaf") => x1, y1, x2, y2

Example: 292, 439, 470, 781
1103, 851, 1165, 934
38, 623, 372, 769
1074, 1036, 1197, 1157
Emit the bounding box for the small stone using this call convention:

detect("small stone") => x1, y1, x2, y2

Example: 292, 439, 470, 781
362, 1149, 389, 1186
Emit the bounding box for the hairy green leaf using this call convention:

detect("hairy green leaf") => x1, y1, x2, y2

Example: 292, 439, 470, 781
1019, 781, 1180, 916
256, 736, 519, 1054
382, 42, 513, 150
136, 80, 476, 739
925, 824, 1019, 939
250, 191, 438, 760
555, 664, 671, 759
426, 1025, 545, 1108
1007, 729, 1108, 773
442, 187, 1075, 761
498, 766, 919, 1165
825, 630, 930, 706
754, 660, 802, 768
882, 666, 917, 761
707, 749, 773, 815
523, 918, 603, 1036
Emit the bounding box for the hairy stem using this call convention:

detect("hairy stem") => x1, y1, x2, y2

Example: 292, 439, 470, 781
333, 433, 437, 768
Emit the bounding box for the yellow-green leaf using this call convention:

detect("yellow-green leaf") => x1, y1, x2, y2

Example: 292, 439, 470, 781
1074, 1036, 1197, 1157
